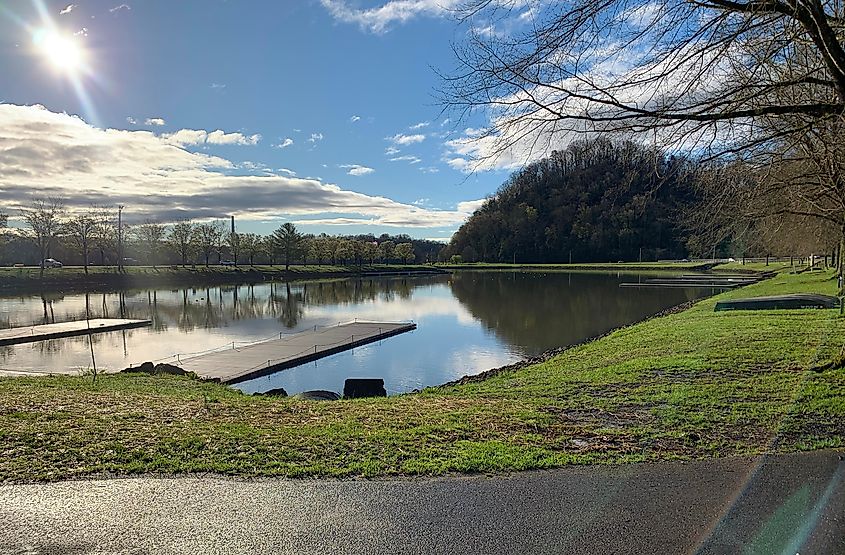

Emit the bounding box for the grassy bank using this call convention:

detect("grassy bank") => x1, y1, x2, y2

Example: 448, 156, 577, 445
0, 270, 842, 482
0, 264, 445, 293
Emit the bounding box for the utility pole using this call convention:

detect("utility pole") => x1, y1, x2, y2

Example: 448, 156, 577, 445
117, 204, 124, 273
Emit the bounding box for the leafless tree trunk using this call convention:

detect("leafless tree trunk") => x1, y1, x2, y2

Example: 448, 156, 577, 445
22, 198, 64, 278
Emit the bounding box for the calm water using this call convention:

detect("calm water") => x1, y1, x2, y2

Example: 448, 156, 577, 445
0, 272, 711, 394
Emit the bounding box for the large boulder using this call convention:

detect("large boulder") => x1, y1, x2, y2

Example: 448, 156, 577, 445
121, 361, 155, 374
343, 378, 387, 398
154, 363, 188, 376
120, 361, 195, 378
254, 387, 288, 397
295, 390, 340, 401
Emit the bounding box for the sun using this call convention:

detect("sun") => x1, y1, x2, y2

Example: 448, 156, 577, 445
33, 29, 86, 74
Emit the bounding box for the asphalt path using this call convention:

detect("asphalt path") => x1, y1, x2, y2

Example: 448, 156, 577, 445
0, 450, 842, 554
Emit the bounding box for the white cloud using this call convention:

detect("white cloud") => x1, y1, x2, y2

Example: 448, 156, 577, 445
207, 129, 261, 146
275, 138, 294, 149
389, 155, 421, 164
349, 115, 361, 123
73, 27, 88, 36
162, 128, 261, 147
387, 133, 425, 145
457, 198, 486, 214
340, 164, 375, 176
210, 83, 226, 89
277, 168, 297, 176
0, 103, 475, 229
162, 129, 207, 146
59, 4, 77, 15
409, 121, 429, 130
145, 117, 166, 126
320, 0, 462, 33
385, 146, 401, 155
420, 166, 439, 173
126, 117, 137, 125
308, 132, 324, 143
109, 4, 131, 13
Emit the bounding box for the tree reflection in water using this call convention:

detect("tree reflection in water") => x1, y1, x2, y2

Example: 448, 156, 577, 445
448, 271, 703, 355
0, 273, 711, 380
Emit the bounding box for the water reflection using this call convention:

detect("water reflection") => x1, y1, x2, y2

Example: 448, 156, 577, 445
0, 272, 711, 393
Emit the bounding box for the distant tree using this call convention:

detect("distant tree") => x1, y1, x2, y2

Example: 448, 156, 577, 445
22, 198, 64, 277
261, 235, 276, 265
63, 212, 100, 274
378, 240, 395, 263
168, 221, 194, 266
351, 239, 364, 266
335, 239, 355, 264
271, 223, 303, 270
362, 241, 378, 265
226, 231, 241, 265
0, 212, 9, 260
192, 222, 224, 267
394, 242, 415, 263
90, 207, 118, 267
239, 233, 262, 265
307, 236, 324, 265
135, 221, 167, 268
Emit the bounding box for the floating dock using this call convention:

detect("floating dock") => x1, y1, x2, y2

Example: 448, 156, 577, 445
0, 318, 152, 346
177, 321, 416, 384
715, 293, 840, 311
621, 274, 765, 289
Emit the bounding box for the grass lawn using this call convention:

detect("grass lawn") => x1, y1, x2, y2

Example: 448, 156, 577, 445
0, 270, 842, 482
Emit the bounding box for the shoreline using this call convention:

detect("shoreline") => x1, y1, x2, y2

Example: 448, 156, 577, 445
0, 267, 840, 482
0, 260, 777, 295
0, 264, 449, 295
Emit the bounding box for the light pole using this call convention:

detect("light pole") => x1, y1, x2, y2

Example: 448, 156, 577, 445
117, 204, 124, 273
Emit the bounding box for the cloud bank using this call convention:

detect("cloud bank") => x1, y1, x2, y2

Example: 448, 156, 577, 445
0, 104, 477, 229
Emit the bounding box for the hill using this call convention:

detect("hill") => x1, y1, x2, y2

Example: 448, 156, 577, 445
443, 139, 701, 263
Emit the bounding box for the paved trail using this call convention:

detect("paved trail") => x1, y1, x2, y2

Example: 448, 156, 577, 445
0, 450, 842, 554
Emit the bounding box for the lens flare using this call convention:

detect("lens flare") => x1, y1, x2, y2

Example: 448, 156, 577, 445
33, 28, 85, 73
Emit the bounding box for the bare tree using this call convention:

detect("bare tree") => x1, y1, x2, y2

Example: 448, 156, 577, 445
63, 212, 100, 274
239, 233, 262, 265
134, 221, 167, 268
168, 221, 194, 266
192, 222, 224, 267
89, 207, 118, 267
226, 231, 241, 265
0, 212, 8, 259
442, 0, 845, 166
22, 199, 64, 277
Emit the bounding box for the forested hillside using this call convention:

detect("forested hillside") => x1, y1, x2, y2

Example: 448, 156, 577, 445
443, 139, 701, 263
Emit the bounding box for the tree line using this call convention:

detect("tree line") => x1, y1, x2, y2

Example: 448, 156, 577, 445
0, 201, 443, 274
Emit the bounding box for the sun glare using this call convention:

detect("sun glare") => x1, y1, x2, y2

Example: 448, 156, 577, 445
33, 29, 85, 73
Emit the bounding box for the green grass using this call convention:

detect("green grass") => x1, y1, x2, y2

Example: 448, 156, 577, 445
0, 270, 843, 482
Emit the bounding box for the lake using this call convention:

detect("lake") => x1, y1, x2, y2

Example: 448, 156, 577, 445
0, 271, 712, 394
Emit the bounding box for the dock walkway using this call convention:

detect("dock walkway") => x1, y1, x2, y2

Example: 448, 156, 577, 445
177, 321, 416, 384
0, 318, 151, 346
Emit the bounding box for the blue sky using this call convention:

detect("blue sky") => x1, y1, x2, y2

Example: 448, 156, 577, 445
0, 0, 522, 240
